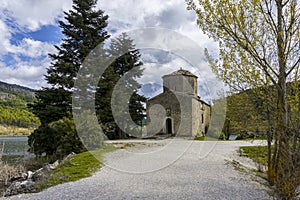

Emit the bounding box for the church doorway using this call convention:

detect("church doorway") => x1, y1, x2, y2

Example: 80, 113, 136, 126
166, 118, 172, 134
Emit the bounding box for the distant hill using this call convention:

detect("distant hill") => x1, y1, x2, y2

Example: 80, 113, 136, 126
0, 81, 39, 135
0, 81, 35, 96
0, 81, 36, 103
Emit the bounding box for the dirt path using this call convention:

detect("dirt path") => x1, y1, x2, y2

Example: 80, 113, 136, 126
2, 139, 272, 200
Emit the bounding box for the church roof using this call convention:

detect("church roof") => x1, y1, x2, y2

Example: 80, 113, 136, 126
162, 69, 198, 78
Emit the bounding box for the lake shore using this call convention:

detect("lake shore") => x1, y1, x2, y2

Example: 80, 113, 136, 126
0, 126, 34, 137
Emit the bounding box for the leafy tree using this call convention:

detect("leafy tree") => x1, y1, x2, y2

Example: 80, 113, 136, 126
0, 97, 40, 128
0, 97, 26, 109
96, 33, 146, 139
187, 0, 300, 198
29, 0, 109, 158
225, 88, 273, 136
74, 110, 104, 150
28, 117, 85, 161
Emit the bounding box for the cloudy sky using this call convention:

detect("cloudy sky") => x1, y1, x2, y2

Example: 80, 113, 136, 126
0, 0, 222, 100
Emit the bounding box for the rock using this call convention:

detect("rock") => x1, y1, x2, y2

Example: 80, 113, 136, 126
42, 160, 59, 171
42, 163, 51, 171
31, 168, 47, 182
10, 172, 28, 182
61, 152, 76, 164
51, 160, 60, 170
3, 158, 66, 197
3, 180, 36, 197
63, 152, 76, 161
27, 171, 33, 179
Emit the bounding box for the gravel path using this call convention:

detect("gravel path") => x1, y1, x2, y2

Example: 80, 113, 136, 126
2, 139, 272, 200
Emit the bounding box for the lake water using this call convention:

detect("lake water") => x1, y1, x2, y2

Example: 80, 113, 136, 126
0, 136, 30, 164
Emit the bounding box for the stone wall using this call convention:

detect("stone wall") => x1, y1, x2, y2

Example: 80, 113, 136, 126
163, 75, 197, 95
146, 91, 210, 137
146, 69, 211, 138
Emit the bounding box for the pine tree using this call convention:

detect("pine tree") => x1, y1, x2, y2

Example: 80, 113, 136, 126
29, 0, 109, 157
96, 33, 146, 139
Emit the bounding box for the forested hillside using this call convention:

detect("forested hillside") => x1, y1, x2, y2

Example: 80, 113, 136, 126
0, 81, 40, 135
214, 83, 299, 140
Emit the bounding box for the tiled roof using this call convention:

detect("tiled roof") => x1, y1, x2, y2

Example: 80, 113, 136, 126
163, 69, 197, 78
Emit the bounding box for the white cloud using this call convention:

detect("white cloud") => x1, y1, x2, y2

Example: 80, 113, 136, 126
0, 0, 71, 88
0, 0, 220, 91
11, 38, 56, 58
0, 19, 12, 55
0, 57, 50, 89
100, 0, 216, 49
0, 0, 72, 31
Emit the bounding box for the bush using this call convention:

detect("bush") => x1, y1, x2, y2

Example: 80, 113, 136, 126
28, 117, 86, 160
218, 132, 225, 140
74, 110, 104, 149
236, 130, 255, 140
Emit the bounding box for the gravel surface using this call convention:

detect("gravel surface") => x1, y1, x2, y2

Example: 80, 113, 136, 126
2, 139, 272, 200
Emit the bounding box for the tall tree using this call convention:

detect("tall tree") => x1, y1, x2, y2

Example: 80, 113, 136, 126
96, 33, 146, 139
29, 0, 109, 158
187, 0, 300, 198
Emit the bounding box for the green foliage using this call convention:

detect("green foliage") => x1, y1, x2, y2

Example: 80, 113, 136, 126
188, 1, 300, 198
224, 89, 272, 138
239, 146, 269, 166
0, 83, 39, 133
206, 97, 226, 138
30, 88, 72, 125
35, 145, 115, 191
0, 97, 26, 109
96, 33, 146, 139
30, 0, 109, 158
28, 117, 86, 160
0, 105, 40, 128
194, 136, 220, 141
0, 97, 40, 130
0, 81, 35, 103
74, 110, 104, 150
218, 132, 225, 140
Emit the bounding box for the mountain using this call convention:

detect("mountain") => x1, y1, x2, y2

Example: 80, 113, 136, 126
0, 81, 35, 103
0, 81, 35, 96
0, 81, 39, 135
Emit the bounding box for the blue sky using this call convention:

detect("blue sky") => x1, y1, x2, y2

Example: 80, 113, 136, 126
0, 0, 220, 100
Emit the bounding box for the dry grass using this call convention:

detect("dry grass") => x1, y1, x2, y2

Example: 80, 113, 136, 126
0, 125, 34, 136
0, 141, 25, 194
0, 162, 25, 186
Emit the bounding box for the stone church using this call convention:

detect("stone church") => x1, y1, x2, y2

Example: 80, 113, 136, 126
146, 69, 210, 137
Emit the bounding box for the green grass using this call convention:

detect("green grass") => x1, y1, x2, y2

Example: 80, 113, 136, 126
239, 145, 269, 166
239, 137, 268, 141
37, 144, 116, 190
194, 136, 222, 141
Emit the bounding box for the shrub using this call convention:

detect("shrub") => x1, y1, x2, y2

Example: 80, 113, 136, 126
28, 117, 86, 160
218, 132, 225, 140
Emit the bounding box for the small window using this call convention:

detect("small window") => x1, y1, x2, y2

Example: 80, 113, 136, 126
166, 108, 171, 116
201, 114, 204, 124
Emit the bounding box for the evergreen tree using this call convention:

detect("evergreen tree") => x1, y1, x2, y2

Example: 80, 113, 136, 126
29, 0, 109, 157
96, 33, 146, 139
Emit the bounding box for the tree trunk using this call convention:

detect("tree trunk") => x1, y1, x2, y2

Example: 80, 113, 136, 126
275, 1, 292, 198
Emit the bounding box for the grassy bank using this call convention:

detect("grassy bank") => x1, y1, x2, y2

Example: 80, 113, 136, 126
194, 136, 221, 141
239, 145, 269, 166
37, 145, 116, 190
0, 144, 116, 195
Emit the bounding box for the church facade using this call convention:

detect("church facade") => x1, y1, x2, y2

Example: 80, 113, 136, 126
146, 69, 210, 137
